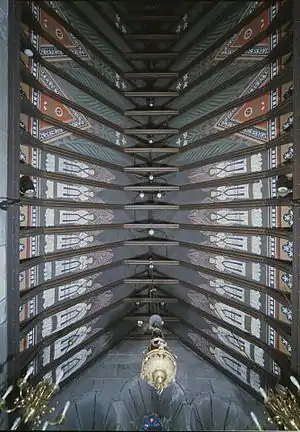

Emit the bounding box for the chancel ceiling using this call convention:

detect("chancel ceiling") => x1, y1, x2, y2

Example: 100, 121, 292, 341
19, 0, 293, 399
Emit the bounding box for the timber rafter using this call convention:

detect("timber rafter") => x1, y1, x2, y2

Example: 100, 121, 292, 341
157, 286, 290, 368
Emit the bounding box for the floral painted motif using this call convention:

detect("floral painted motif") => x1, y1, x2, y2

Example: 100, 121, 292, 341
283, 146, 294, 161
282, 240, 293, 259
176, 73, 189, 91
281, 273, 293, 290
140, 414, 164, 431
281, 306, 292, 322
283, 208, 293, 226
176, 13, 188, 33
282, 338, 292, 354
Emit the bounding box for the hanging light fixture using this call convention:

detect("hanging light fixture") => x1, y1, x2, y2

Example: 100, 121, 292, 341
0, 367, 70, 430
276, 175, 293, 197
250, 376, 300, 431
148, 229, 155, 236
156, 192, 162, 199
148, 173, 154, 182
148, 135, 155, 144
148, 97, 154, 108
139, 191, 145, 199
20, 176, 36, 198
148, 258, 154, 269
140, 313, 177, 394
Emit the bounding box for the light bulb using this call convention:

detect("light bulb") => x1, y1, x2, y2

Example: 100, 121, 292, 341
259, 387, 268, 402
149, 263, 154, 269
11, 417, 22, 430
250, 412, 262, 431
137, 320, 144, 327
139, 191, 145, 199
24, 48, 34, 57
156, 192, 162, 199
61, 401, 70, 417
55, 371, 64, 386
290, 375, 300, 391
149, 229, 155, 236
149, 174, 154, 181
148, 136, 154, 144
2, 385, 13, 400
24, 366, 34, 381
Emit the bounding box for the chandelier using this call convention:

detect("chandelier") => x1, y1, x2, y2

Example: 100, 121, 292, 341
250, 375, 300, 431
140, 314, 177, 394
0, 367, 70, 430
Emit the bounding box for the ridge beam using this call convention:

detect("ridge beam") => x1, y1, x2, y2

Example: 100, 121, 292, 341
124, 204, 179, 210
124, 72, 179, 79
124, 128, 178, 135
124, 166, 178, 172
124, 185, 179, 192
124, 316, 179, 322
124, 240, 179, 246
124, 223, 179, 229
124, 259, 179, 266
125, 53, 177, 59
124, 109, 179, 116
123, 147, 179, 154
124, 278, 178, 284
124, 91, 179, 97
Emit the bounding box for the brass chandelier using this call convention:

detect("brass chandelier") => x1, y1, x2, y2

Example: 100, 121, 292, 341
251, 376, 300, 431
0, 367, 70, 430
140, 313, 177, 394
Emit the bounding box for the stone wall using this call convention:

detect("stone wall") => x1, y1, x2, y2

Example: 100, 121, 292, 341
53, 339, 266, 430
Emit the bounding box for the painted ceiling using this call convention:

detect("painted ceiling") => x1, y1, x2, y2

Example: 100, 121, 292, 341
19, 0, 293, 397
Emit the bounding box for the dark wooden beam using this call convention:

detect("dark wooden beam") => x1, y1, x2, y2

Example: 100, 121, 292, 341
20, 163, 122, 192
165, 1, 290, 97
37, 0, 134, 84
19, 223, 292, 240
21, 3, 134, 101
21, 64, 127, 133
123, 297, 178, 303
179, 53, 292, 132
20, 284, 147, 340
164, 325, 265, 401
178, 132, 292, 172
20, 241, 129, 272
291, 0, 300, 376
21, 308, 138, 374
171, 36, 292, 123
56, 324, 136, 391
19, 196, 292, 210
180, 164, 292, 191
176, 224, 292, 239
153, 99, 292, 164
20, 31, 129, 117
20, 260, 147, 304
154, 269, 291, 339
155, 237, 291, 272
67, 0, 135, 73
158, 286, 290, 369
154, 257, 291, 308
168, 313, 278, 383
20, 130, 124, 172
20, 96, 140, 159
20, 223, 126, 237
